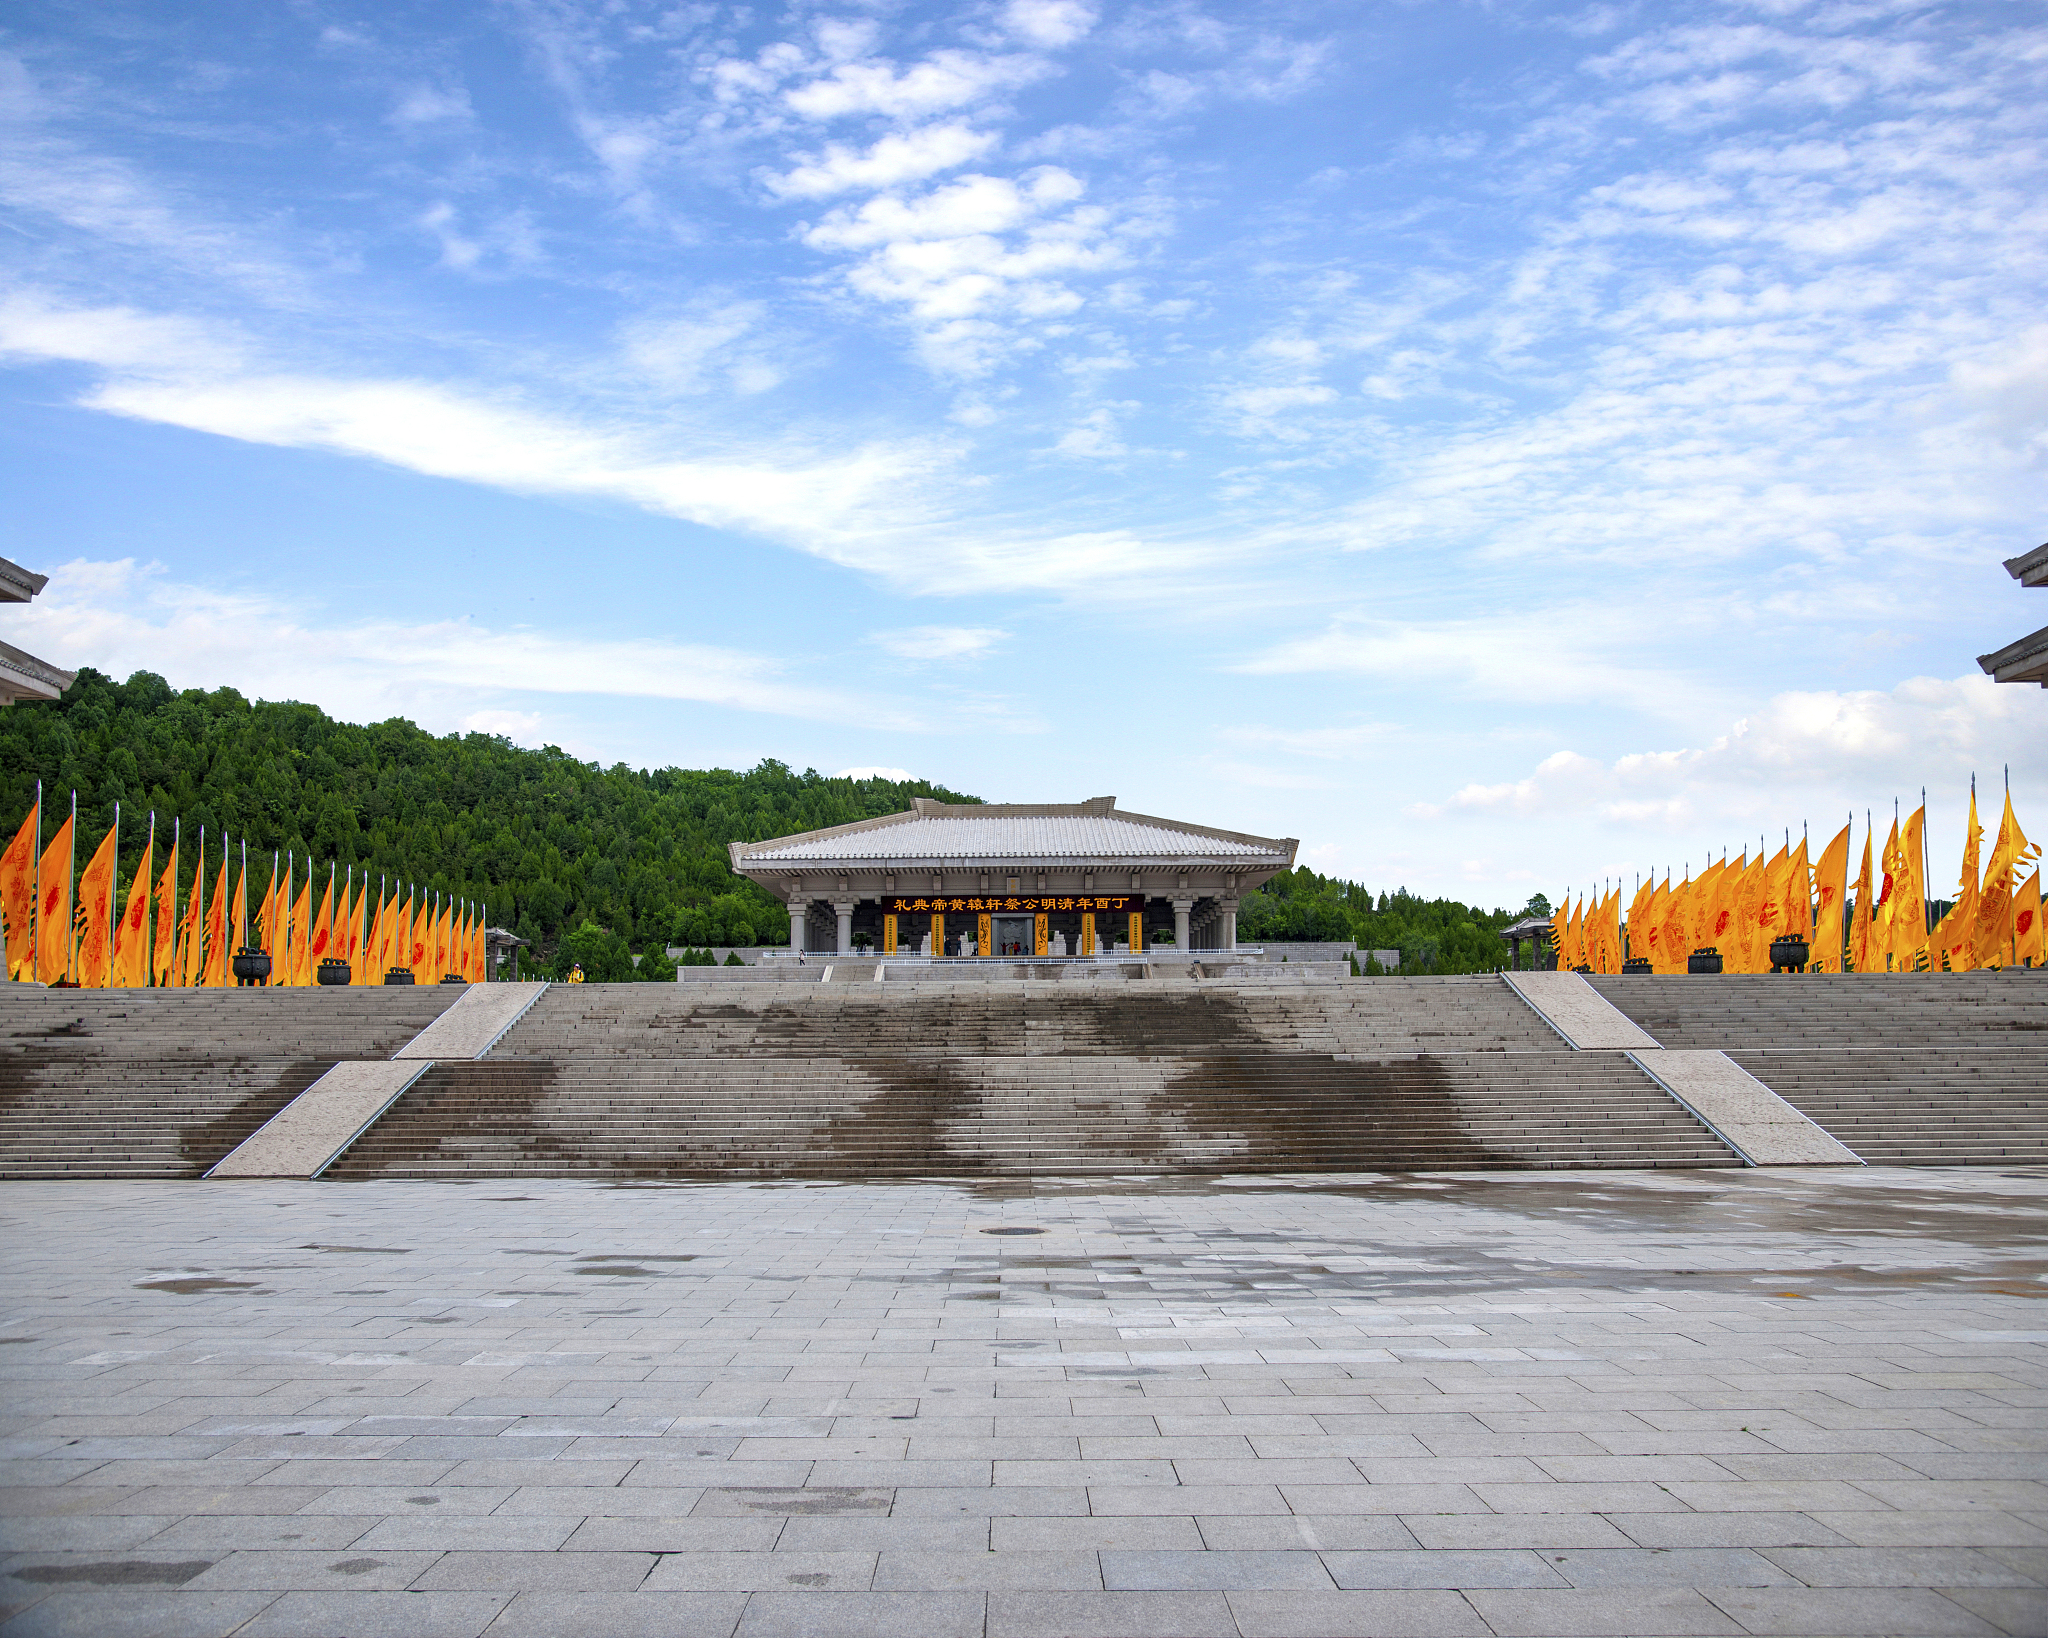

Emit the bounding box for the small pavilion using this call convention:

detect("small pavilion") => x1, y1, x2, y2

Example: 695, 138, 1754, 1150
731, 797, 1297, 957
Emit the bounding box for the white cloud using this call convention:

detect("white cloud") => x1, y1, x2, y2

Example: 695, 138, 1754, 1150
871, 625, 1008, 660
763, 123, 998, 200
799, 168, 1125, 367
835, 765, 914, 781
1052, 404, 1130, 459
1003, 1, 1097, 50
618, 304, 781, 396
461, 709, 544, 742
13, 558, 930, 732
783, 50, 1050, 121
392, 84, 472, 125
1218, 724, 1396, 759
1409, 674, 2048, 844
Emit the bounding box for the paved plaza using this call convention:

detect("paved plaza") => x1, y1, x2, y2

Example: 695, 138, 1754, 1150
1, 1168, 2045, 1638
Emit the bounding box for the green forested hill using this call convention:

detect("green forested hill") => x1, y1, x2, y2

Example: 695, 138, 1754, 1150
2, 669, 1528, 976
0, 669, 975, 963
1242, 868, 1536, 974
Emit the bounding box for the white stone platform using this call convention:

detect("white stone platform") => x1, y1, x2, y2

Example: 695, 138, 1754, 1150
1631, 1049, 1864, 1166
1501, 971, 1661, 1048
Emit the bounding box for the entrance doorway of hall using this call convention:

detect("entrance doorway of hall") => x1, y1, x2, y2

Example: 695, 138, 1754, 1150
992, 916, 1034, 957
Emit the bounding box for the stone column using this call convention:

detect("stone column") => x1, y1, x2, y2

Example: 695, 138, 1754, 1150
833, 901, 855, 956
1171, 897, 1194, 954
787, 900, 807, 953
1220, 896, 1239, 952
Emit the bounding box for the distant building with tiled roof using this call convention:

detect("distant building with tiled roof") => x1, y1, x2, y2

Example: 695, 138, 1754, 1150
732, 797, 1296, 956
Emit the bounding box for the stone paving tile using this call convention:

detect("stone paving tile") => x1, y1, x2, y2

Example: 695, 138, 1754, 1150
3, 1168, 2046, 1638
482, 1589, 748, 1638
1224, 1587, 1491, 1637
1702, 1586, 2009, 1635
735, 1589, 985, 1637
985, 1588, 1236, 1636
1465, 1585, 1748, 1635
234, 1589, 511, 1636
0, 1589, 280, 1638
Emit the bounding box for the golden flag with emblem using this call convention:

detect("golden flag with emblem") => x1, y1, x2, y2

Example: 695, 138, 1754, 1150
1889, 805, 1928, 972
1932, 788, 1981, 972
112, 822, 153, 988
1812, 822, 1850, 972
36, 812, 75, 984
0, 806, 36, 982
73, 821, 120, 989
1848, 829, 1876, 973
1976, 790, 2038, 968
152, 834, 180, 986
2013, 869, 2042, 968
200, 858, 229, 987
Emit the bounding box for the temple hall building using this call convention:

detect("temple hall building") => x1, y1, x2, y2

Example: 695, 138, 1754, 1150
731, 797, 1297, 957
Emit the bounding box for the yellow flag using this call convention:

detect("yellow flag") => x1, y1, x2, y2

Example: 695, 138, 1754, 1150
1783, 834, 1811, 938
1889, 805, 1928, 972
36, 813, 74, 984
74, 823, 120, 989
1722, 852, 1760, 972
1848, 829, 1875, 973
112, 825, 153, 988
1812, 823, 1850, 973
1549, 899, 1568, 968
0, 807, 36, 982
1659, 874, 1688, 973
1935, 788, 1982, 972
1976, 790, 2039, 968
2014, 869, 2042, 968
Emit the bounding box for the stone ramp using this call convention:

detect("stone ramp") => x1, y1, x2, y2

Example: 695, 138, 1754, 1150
208, 983, 549, 1180
1504, 971, 1857, 1166
327, 1048, 1738, 1178
0, 989, 458, 1180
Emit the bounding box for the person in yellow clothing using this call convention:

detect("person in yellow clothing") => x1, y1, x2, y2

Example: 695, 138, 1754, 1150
567, 963, 585, 983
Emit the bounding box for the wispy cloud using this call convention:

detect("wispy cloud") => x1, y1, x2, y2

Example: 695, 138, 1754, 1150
13, 559, 932, 732
871, 625, 1008, 660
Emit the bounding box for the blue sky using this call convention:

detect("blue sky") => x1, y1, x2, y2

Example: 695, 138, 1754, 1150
2, 0, 2042, 907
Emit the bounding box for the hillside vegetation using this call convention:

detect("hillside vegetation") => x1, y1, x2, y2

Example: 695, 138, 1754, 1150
1, 669, 1524, 975
0, 669, 972, 965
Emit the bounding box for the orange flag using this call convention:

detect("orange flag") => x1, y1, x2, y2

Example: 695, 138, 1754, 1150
173, 834, 202, 987
288, 874, 313, 985
1812, 822, 1850, 973
348, 880, 369, 981
201, 858, 229, 986
366, 886, 389, 982
0, 805, 36, 981
1548, 899, 1567, 968
1784, 834, 1812, 938
409, 894, 427, 975
310, 872, 336, 970
1976, 790, 2038, 968
152, 831, 180, 986
2014, 869, 2042, 968
437, 902, 453, 980
74, 821, 120, 988
36, 811, 75, 984
112, 821, 154, 988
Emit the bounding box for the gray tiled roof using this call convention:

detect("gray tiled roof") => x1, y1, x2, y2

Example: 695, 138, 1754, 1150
747, 814, 1281, 862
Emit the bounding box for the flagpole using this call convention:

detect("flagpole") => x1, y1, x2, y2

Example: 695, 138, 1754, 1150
107, 802, 120, 986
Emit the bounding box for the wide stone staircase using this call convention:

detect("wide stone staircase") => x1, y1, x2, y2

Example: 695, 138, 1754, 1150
327, 980, 1739, 1179
1589, 974, 2048, 1165
0, 988, 459, 1179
